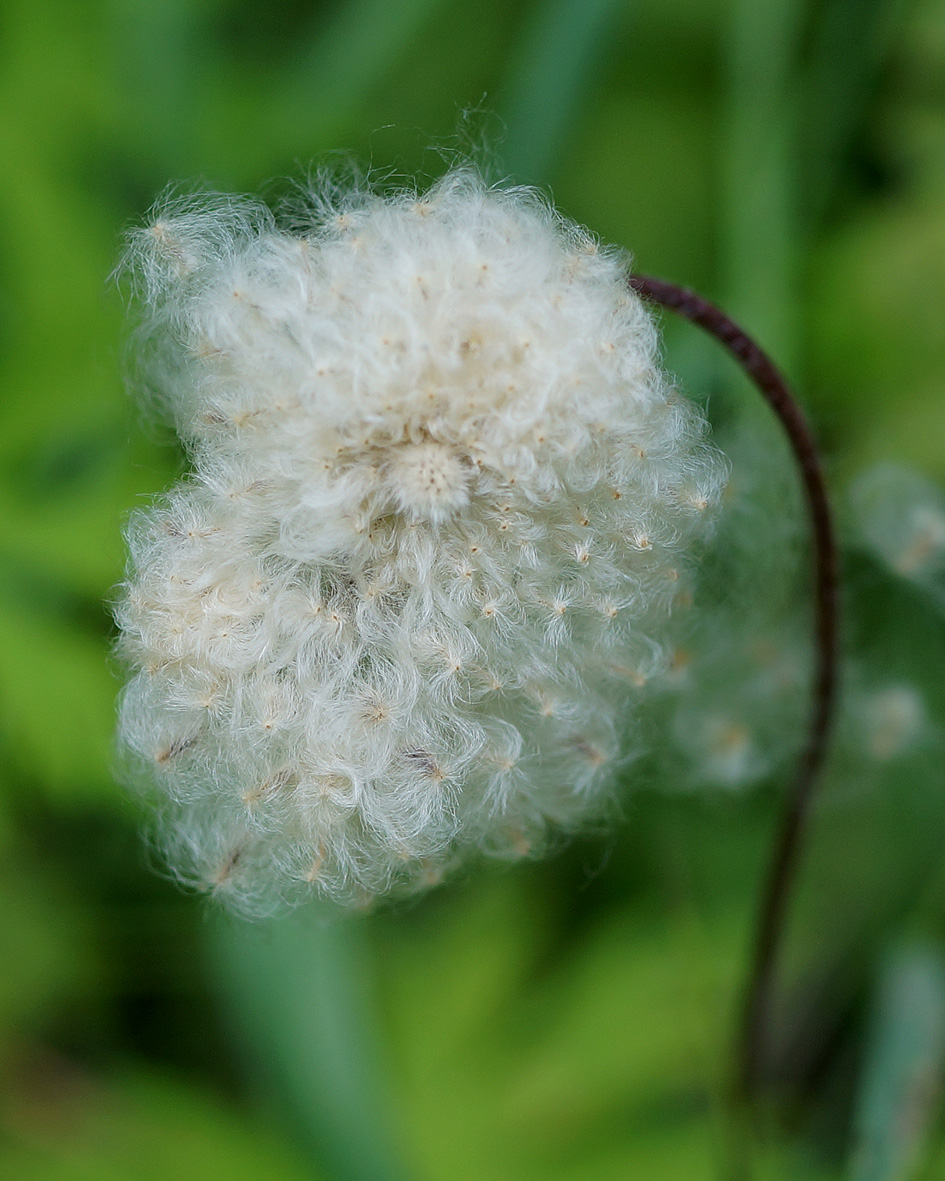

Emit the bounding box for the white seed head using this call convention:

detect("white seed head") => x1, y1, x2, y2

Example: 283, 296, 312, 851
852, 463, 945, 591
861, 684, 927, 762
115, 169, 727, 914
385, 441, 471, 522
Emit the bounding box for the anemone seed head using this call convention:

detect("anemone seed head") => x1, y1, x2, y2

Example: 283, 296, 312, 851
114, 168, 728, 915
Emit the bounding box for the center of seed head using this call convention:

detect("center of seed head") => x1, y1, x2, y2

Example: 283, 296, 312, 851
386, 440, 471, 523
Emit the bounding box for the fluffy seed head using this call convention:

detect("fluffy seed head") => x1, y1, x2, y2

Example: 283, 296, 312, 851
852, 463, 945, 594
386, 441, 471, 522
115, 169, 727, 914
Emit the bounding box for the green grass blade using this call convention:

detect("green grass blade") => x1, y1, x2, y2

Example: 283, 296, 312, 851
499, 0, 629, 183
209, 912, 408, 1181
848, 943, 945, 1181
719, 0, 806, 373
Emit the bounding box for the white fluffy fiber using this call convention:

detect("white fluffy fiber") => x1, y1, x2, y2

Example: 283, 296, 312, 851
115, 169, 726, 914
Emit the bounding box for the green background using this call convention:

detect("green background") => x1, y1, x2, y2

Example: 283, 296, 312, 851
2, 1, 945, 1178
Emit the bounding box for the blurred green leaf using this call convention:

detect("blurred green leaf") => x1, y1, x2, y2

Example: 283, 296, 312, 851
371, 863, 837, 1180
0, 587, 117, 795
499, 0, 629, 183
1, 1068, 318, 1181
719, 0, 805, 372
807, 165, 945, 478
209, 910, 407, 1181
202, 0, 453, 180
801, 0, 910, 226
0, 825, 97, 1055
848, 943, 945, 1181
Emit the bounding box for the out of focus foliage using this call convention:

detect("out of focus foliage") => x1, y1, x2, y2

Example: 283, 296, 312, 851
2, 1, 945, 1178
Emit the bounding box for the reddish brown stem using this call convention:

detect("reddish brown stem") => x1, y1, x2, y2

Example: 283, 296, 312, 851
628, 274, 841, 1102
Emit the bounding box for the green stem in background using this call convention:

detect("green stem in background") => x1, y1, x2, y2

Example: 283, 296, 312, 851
112, 0, 208, 176
849, 942, 945, 1181
628, 275, 841, 1110
209, 912, 408, 1181
499, 0, 628, 183
719, 0, 804, 377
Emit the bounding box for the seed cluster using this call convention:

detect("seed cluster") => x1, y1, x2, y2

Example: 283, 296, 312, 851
115, 170, 727, 913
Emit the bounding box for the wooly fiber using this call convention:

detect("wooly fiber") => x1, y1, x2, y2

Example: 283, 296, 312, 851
115, 170, 727, 914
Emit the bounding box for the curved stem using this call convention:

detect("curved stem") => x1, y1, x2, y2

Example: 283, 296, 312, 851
628, 274, 841, 1102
